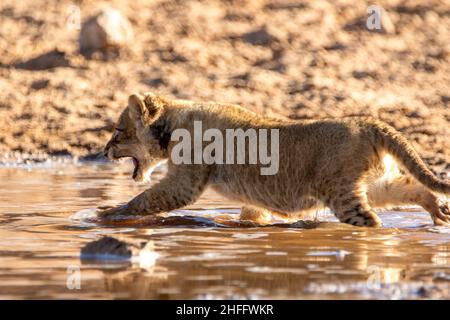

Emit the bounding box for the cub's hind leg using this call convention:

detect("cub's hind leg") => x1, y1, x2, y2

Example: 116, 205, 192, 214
324, 185, 382, 227
367, 175, 450, 226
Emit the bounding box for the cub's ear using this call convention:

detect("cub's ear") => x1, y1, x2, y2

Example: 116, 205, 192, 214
128, 93, 163, 125
128, 93, 146, 123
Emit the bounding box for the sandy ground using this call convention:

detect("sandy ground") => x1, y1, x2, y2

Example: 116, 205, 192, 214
0, 0, 448, 174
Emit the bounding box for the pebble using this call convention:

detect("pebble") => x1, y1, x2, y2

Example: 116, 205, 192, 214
79, 8, 134, 56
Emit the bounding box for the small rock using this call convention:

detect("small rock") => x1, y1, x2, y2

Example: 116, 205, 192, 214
265, 1, 308, 10
241, 26, 277, 46
324, 42, 346, 51
440, 95, 450, 105
80, 236, 140, 260
412, 59, 436, 73
146, 77, 166, 88
352, 70, 378, 79
80, 236, 159, 269
30, 79, 50, 90
79, 8, 134, 57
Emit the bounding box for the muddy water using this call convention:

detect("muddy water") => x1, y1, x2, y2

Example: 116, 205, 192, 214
0, 161, 450, 299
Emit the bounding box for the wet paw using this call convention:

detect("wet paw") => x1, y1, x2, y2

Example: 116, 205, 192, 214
345, 215, 382, 227
240, 206, 272, 225
439, 201, 449, 215
97, 204, 131, 218
432, 198, 450, 226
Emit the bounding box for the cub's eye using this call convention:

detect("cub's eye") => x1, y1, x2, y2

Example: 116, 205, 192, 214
113, 128, 125, 143
113, 132, 122, 143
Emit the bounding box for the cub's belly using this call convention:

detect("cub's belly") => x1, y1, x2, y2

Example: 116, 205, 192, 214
210, 179, 317, 212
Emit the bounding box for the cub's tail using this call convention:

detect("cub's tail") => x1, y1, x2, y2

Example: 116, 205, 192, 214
366, 119, 450, 194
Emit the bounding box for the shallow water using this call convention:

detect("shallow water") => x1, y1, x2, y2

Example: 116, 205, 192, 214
0, 161, 450, 299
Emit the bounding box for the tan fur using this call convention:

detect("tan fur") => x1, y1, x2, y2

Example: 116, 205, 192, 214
100, 92, 449, 227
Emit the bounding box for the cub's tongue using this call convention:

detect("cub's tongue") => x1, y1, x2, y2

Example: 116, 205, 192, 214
132, 158, 139, 179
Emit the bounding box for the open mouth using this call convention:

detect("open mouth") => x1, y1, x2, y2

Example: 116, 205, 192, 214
110, 154, 142, 180
131, 157, 139, 179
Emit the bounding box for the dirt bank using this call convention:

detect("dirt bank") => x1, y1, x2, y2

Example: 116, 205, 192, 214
0, 0, 448, 174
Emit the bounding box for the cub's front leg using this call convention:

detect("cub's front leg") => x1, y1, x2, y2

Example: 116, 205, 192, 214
98, 165, 210, 218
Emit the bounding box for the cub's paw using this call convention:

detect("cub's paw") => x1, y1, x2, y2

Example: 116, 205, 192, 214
97, 204, 132, 218
432, 198, 450, 226
240, 206, 272, 225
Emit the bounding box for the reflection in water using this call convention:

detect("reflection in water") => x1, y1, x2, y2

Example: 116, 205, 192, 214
0, 161, 450, 299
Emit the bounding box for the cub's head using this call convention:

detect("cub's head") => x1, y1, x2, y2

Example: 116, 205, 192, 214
104, 93, 170, 182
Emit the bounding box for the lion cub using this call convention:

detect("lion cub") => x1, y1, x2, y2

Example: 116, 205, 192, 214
100, 92, 450, 227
